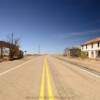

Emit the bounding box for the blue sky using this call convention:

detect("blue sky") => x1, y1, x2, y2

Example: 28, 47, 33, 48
0, 0, 100, 53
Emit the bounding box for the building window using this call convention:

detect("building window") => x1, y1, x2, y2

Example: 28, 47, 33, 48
91, 43, 93, 48
82, 45, 83, 49
86, 45, 87, 49
98, 42, 100, 48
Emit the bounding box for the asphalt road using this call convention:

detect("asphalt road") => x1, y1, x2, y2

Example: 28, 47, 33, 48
0, 56, 100, 100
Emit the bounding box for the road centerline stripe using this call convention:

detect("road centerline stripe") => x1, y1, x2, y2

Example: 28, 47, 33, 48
40, 58, 45, 100
45, 57, 54, 100
39, 56, 54, 100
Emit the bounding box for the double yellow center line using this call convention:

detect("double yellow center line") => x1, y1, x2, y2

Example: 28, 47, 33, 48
40, 57, 54, 100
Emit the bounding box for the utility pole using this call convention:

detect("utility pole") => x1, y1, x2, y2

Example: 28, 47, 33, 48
0, 42, 3, 58
38, 45, 40, 54
9, 33, 14, 59
11, 33, 14, 44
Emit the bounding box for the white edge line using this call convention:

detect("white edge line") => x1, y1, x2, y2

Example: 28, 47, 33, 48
56, 58, 100, 79
0, 59, 33, 76
78, 67, 100, 78
64, 61, 100, 78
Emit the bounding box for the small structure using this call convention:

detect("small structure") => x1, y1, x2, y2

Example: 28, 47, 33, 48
64, 48, 81, 57
81, 37, 100, 59
0, 41, 23, 59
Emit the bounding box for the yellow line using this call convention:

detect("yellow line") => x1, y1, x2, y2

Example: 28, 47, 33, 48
40, 56, 54, 100
40, 59, 45, 100
45, 57, 54, 100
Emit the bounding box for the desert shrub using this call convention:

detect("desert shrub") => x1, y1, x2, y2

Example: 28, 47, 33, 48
81, 51, 88, 58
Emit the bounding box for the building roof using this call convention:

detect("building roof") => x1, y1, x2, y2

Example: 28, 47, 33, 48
81, 37, 100, 45
0, 41, 18, 49
64, 47, 80, 51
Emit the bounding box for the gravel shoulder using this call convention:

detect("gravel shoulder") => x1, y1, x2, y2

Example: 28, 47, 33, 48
54, 56, 100, 74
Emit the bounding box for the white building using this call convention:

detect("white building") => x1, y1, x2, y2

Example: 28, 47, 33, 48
81, 37, 100, 59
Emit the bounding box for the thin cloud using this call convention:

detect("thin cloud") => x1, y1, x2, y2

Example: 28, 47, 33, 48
63, 29, 100, 39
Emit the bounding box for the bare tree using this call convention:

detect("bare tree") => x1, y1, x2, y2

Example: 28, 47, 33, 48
7, 33, 20, 59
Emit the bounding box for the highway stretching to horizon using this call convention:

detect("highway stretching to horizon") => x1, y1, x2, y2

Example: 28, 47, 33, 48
0, 56, 100, 100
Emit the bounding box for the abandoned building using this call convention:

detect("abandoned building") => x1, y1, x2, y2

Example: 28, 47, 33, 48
81, 37, 100, 59
64, 48, 80, 57
0, 41, 23, 59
